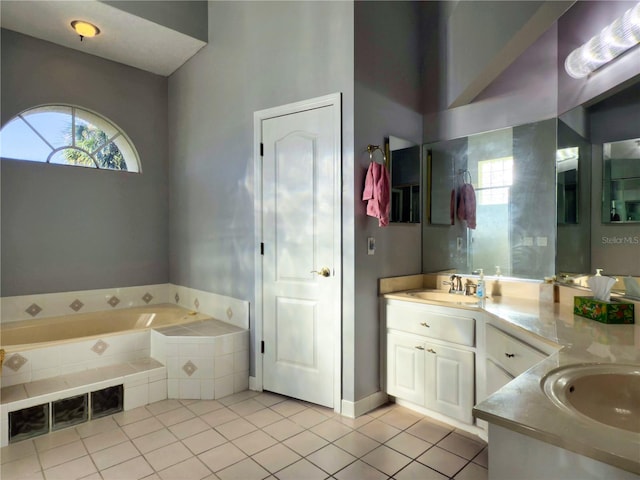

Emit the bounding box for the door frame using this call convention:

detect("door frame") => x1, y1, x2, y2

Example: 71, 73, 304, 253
253, 93, 342, 411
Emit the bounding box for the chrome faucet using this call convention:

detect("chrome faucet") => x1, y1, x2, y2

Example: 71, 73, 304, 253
443, 274, 464, 294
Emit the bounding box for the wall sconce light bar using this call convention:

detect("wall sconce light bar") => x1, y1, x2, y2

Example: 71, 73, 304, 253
565, 2, 640, 79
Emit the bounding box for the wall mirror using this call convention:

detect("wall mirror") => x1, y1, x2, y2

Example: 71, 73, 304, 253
422, 119, 557, 280
556, 117, 591, 275
601, 137, 640, 223
387, 136, 421, 223
427, 137, 465, 225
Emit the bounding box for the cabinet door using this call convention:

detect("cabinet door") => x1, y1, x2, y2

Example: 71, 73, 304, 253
387, 333, 425, 406
486, 358, 514, 397
424, 342, 474, 424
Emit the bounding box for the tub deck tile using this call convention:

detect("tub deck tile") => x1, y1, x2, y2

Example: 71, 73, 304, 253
0, 384, 27, 403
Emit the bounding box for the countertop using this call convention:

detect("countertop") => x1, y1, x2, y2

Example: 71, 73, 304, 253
384, 290, 640, 474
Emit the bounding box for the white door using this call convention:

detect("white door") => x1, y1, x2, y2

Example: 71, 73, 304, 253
260, 102, 340, 408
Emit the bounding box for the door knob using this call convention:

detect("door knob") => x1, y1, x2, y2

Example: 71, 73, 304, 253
311, 267, 331, 277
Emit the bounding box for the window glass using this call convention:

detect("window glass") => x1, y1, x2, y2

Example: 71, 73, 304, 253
0, 105, 140, 173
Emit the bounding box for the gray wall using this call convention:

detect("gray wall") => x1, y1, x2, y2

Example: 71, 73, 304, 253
1, 29, 169, 296
422, 1, 640, 280
353, 1, 424, 400
102, 1, 208, 42
167, 1, 355, 393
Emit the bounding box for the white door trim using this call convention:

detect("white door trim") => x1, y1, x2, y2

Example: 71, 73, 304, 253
253, 93, 342, 412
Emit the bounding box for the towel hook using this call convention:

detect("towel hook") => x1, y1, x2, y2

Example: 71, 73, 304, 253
367, 145, 387, 165
458, 168, 472, 184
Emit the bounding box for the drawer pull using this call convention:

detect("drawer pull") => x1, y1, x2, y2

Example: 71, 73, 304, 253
420, 322, 430, 328
427, 348, 437, 354
415, 346, 425, 350
505, 353, 515, 358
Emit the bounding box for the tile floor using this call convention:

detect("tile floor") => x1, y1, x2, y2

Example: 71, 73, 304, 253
1, 390, 488, 480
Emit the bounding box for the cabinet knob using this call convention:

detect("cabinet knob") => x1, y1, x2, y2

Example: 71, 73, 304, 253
505, 353, 515, 358
420, 322, 430, 328
427, 348, 437, 354
415, 346, 425, 350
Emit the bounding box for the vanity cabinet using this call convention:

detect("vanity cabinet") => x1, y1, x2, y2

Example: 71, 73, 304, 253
385, 300, 476, 424
484, 324, 548, 396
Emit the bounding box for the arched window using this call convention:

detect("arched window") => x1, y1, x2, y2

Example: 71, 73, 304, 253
0, 105, 140, 172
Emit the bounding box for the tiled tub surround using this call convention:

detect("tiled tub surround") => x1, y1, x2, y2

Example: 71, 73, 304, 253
151, 321, 250, 401
1, 305, 210, 388
382, 275, 640, 476
1, 303, 250, 447
1, 283, 249, 331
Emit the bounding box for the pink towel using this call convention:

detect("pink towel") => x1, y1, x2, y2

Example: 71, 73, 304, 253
363, 162, 390, 227
457, 183, 476, 229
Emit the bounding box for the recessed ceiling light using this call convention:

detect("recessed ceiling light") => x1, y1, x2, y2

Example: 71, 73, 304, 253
70, 20, 100, 41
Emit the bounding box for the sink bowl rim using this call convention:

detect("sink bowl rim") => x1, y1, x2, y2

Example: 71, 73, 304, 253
403, 289, 482, 307
541, 363, 640, 436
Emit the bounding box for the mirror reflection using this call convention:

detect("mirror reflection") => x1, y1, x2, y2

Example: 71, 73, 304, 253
423, 119, 556, 280
387, 136, 421, 223
602, 137, 640, 223
556, 118, 591, 276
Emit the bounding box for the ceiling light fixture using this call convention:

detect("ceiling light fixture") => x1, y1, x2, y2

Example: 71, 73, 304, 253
565, 2, 640, 79
71, 20, 100, 41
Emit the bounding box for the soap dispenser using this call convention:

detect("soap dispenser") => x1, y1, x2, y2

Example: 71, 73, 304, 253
476, 269, 485, 299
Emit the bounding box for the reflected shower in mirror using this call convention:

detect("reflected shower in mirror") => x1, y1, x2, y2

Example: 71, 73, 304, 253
422, 119, 556, 281
387, 136, 421, 223
602, 137, 640, 223
556, 118, 591, 275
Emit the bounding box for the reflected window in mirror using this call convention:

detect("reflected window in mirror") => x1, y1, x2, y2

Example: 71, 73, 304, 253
602, 138, 640, 223
387, 136, 421, 223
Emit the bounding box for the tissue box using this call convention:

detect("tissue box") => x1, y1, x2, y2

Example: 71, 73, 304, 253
574, 296, 635, 324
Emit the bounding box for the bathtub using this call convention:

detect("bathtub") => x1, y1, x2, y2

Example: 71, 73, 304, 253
1, 302, 250, 446
1, 304, 210, 352
0, 303, 249, 393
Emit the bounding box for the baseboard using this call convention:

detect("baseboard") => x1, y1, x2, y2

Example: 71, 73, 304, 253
248, 376, 260, 391
341, 391, 388, 418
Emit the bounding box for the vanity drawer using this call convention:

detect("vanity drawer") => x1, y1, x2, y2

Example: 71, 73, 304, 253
386, 303, 475, 347
486, 324, 546, 377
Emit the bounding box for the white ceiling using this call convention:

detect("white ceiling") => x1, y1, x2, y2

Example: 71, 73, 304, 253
0, 0, 206, 77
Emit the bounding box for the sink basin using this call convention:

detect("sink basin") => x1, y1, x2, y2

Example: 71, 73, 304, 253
541, 363, 640, 433
406, 290, 481, 305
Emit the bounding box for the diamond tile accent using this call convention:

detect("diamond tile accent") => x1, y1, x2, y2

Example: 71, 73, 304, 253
142, 292, 153, 304
175, 293, 180, 303
107, 296, 120, 307
91, 340, 110, 356
182, 360, 198, 377
4, 353, 28, 372
194, 298, 200, 309
227, 307, 233, 320
25, 303, 42, 317
69, 299, 84, 312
